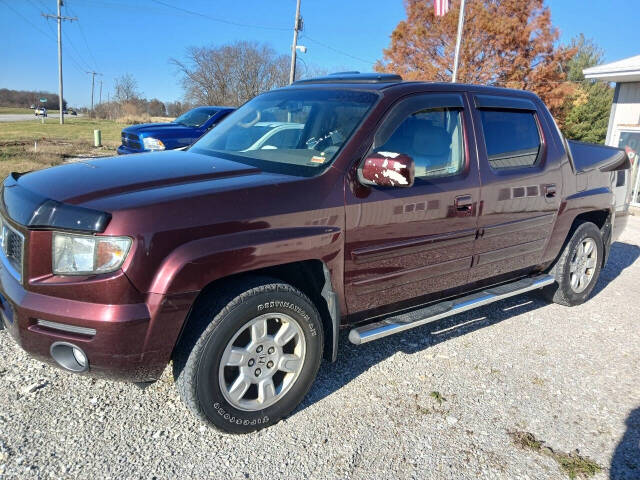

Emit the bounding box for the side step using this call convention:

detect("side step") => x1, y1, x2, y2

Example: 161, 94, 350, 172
348, 274, 555, 345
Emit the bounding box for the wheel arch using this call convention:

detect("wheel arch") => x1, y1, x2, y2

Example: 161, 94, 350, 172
543, 207, 612, 272
171, 259, 341, 363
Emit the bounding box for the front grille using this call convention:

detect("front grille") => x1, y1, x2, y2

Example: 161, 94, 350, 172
0, 215, 24, 282
121, 132, 142, 150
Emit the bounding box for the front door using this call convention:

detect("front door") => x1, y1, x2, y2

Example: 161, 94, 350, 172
344, 93, 480, 315
469, 94, 563, 284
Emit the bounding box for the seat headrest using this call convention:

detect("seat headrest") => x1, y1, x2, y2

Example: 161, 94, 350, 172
412, 123, 451, 157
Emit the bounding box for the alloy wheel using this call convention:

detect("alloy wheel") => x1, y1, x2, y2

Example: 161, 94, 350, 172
218, 313, 306, 411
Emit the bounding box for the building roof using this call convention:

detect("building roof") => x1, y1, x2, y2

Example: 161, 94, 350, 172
583, 55, 640, 82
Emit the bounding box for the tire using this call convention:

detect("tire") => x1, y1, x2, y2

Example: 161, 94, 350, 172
541, 222, 603, 306
173, 277, 324, 433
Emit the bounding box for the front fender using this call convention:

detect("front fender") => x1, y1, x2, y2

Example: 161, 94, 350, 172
148, 226, 344, 298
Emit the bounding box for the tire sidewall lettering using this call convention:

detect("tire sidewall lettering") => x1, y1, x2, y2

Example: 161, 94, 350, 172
212, 401, 270, 425
257, 300, 317, 337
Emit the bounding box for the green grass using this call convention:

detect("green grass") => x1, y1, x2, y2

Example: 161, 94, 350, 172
509, 431, 602, 479
0, 117, 121, 144
429, 391, 446, 405
0, 117, 121, 179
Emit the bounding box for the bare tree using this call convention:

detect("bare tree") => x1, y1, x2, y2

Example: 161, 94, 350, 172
114, 74, 141, 103
166, 101, 192, 117
147, 98, 166, 117
171, 41, 290, 107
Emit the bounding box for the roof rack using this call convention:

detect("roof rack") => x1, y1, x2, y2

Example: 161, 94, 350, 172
293, 72, 403, 85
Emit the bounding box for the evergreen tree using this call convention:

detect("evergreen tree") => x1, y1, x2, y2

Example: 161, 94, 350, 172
561, 35, 613, 144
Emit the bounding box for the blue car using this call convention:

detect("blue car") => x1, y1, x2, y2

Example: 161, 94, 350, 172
117, 106, 235, 154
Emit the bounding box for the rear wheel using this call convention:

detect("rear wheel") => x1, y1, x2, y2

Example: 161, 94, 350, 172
173, 278, 324, 433
542, 222, 603, 306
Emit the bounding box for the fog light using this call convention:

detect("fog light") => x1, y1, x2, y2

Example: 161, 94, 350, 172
50, 342, 89, 373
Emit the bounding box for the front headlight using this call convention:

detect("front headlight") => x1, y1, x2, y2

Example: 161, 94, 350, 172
52, 233, 132, 275
142, 137, 165, 151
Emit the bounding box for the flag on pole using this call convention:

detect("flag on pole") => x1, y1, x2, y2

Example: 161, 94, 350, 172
434, 0, 450, 16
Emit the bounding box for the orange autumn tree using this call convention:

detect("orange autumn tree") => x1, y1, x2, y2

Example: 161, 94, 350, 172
376, 0, 575, 121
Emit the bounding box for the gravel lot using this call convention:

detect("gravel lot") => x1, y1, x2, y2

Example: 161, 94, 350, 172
1, 218, 639, 479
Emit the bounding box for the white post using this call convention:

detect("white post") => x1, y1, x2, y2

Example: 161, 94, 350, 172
451, 0, 466, 83
57, 0, 64, 124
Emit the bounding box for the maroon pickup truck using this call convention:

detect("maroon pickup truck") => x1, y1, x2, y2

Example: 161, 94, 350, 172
0, 73, 631, 433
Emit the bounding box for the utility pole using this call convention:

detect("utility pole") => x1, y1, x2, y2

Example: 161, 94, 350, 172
42, 0, 76, 124
99, 80, 103, 105
288, 0, 302, 84
87, 70, 102, 117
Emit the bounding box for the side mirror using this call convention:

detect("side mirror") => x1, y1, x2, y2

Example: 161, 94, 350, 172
359, 152, 415, 188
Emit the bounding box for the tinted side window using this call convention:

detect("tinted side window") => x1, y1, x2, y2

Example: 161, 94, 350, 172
375, 108, 464, 179
479, 110, 541, 169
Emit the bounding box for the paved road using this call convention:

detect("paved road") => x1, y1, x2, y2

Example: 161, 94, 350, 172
0, 113, 81, 122
0, 217, 639, 479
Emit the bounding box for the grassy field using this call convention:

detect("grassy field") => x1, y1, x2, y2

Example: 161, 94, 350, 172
0, 117, 122, 179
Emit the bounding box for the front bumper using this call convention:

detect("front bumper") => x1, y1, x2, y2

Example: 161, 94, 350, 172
0, 261, 196, 382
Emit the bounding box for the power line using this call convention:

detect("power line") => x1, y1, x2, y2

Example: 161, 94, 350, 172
303, 35, 376, 66
62, 27, 92, 70
150, 0, 289, 31
0, 0, 87, 75
65, 1, 99, 70
1, 0, 55, 41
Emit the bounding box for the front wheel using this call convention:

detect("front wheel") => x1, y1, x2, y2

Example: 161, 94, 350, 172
173, 278, 324, 433
542, 222, 603, 306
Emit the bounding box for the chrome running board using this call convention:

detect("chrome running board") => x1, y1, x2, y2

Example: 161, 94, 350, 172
348, 275, 555, 345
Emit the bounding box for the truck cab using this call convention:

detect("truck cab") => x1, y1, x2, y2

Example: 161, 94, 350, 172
0, 73, 630, 433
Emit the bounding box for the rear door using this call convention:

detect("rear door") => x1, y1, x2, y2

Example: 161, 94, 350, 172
344, 93, 480, 314
470, 94, 563, 283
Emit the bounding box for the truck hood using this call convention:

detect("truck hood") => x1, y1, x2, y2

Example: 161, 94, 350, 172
7, 151, 282, 223
123, 122, 198, 137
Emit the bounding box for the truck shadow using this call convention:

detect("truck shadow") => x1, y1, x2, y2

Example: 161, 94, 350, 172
610, 407, 640, 479
298, 241, 640, 412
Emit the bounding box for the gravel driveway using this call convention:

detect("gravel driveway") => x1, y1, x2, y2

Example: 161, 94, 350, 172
1, 217, 639, 479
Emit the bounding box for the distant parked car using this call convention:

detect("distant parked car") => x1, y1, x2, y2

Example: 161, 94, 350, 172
29, 104, 35, 109
117, 106, 235, 154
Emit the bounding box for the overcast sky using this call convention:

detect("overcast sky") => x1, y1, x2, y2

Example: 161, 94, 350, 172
0, 0, 637, 108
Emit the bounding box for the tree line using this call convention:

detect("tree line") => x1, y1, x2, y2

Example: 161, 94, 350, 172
0, 88, 67, 109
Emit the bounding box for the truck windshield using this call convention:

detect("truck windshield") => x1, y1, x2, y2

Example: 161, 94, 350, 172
190, 89, 378, 176
174, 108, 218, 127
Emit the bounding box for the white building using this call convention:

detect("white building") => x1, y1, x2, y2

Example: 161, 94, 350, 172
584, 55, 640, 206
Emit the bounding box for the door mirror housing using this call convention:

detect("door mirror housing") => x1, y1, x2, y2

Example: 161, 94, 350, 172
359, 152, 415, 188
